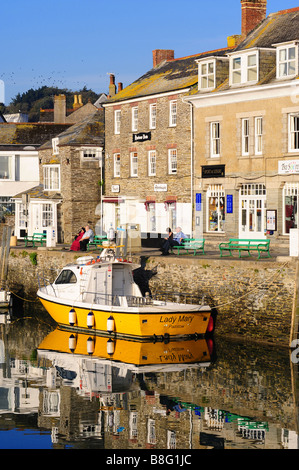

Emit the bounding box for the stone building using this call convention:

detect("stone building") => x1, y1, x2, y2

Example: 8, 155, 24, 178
102, 46, 231, 246
186, 1, 299, 247
14, 108, 105, 244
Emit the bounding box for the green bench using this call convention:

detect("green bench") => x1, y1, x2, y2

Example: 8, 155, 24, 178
171, 238, 205, 256
24, 232, 47, 247
219, 238, 271, 259
87, 235, 108, 251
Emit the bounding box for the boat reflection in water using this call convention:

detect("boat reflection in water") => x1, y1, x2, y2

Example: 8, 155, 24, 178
37, 328, 214, 385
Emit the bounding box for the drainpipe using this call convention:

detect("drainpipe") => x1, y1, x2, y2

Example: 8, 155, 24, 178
190, 102, 194, 238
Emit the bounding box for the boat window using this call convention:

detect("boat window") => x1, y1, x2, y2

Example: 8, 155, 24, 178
55, 269, 77, 284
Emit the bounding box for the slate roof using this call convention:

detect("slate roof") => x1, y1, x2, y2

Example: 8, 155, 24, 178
39, 108, 105, 150
0, 122, 71, 151
105, 48, 232, 103
236, 7, 299, 50
13, 183, 61, 200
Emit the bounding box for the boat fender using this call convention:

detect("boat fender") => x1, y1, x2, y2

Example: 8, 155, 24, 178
87, 311, 95, 329
207, 316, 214, 334
80, 267, 83, 275
107, 339, 114, 356
69, 308, 76, 326
107, 316, 115, 334
68, 334, 77, 352
87, 337, 95, 355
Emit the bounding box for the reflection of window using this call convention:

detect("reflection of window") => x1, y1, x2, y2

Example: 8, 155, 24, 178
283, 183, 298, 234
129, 412, 138, 440
43, 165, 60, 191
288, 114, 299, 152
207, 185, 225, 232
277, 44, 297, 78
0, 155, 13, 179
167, 430, 176, 449
114, 153, 120, 177
148, 150, 156, 176
147, 419, 156, 445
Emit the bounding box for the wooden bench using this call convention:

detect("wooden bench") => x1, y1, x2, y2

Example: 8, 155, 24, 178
24, 232, 47, 248
87, 235, 108, 251
171, 238, 205, 256
219, 238, 271, 259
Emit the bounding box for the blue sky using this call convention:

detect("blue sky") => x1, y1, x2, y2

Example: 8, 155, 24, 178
1, 0, 299, 104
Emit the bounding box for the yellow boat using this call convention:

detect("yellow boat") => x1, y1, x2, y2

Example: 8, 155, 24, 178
37, 249, 212, 341
38, 327, 213, 369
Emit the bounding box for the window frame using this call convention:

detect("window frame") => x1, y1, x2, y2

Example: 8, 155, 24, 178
169, 100, 177, 127
199, 59, 215, 90
114, 109, 121, 135
241, 118, 250, 156
168, 148, 177, 175
288, 114, 299, 153
43, 164, 60, 191
149, 103, 157, 129
276, 43, 298, 79
255, 117, 263, 155
130, 152, 138, 177
230, 50, 259, 86
132, 106, 138, 132
113, 153, 121, 178
0, 154, 15, 180
210, 122, 221, 158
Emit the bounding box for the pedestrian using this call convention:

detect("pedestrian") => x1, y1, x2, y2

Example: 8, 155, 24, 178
161, 226, 186, 256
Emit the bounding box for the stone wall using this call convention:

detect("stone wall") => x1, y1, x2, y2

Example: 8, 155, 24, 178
6, 248, 298, 347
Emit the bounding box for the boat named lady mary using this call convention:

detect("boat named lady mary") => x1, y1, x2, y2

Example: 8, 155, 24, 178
37, 248, 212, 341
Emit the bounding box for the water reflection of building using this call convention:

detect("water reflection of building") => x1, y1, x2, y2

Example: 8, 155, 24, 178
34, 328, 299, 449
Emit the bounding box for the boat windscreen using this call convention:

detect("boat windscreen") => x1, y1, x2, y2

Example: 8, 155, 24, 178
55, 269, 77, 284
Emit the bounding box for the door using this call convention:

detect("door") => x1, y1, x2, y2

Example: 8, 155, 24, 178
239, 184, 266, 239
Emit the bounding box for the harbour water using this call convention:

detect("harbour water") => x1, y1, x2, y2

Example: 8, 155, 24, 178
0, 303, 298, 450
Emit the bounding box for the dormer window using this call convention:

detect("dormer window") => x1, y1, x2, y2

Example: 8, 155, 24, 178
275, 42, 298, 79
230, 50, 258, 85
199, 60, 215, 90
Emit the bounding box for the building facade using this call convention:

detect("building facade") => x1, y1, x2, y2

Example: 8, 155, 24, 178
186, 2, 299, 245
103, 49, 230, 246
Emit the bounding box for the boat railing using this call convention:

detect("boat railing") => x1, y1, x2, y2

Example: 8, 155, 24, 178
83, 292, 156, 307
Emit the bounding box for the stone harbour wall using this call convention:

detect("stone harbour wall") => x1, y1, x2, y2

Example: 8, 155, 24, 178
6, 248, 298, 348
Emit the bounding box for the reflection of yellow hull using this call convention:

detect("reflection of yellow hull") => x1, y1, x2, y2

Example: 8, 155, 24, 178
38, 328, 211, 366
38, 296, 211, 340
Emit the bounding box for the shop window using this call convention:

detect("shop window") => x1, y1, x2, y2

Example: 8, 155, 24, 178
283, 183, 298, 234
207, 185, 225, 232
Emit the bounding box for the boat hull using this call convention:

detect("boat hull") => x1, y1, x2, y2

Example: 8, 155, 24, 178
38, 294, 211, 340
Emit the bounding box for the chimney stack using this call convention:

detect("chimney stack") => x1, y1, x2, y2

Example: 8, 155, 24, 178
152, 49, 174, 68
241, 0, 267, 38
109, 74, 117, 97
54, 94, 66, 123
118, 82, 123, 93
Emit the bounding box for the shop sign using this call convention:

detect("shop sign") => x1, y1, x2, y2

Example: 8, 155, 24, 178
133, 132, 151, 143
278, 160, 299, 174
196, 193, 202, 211
227, 195, 233, 214
202, 165, 225, 178
111, 185, 120, 193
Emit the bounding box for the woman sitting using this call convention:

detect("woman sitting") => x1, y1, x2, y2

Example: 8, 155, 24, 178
70, 227, 85, 251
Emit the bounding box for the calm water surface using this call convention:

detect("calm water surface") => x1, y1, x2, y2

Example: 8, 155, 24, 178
0, 303, 298, 450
